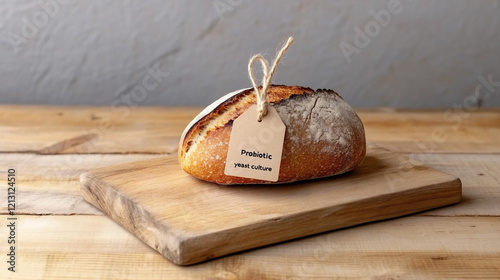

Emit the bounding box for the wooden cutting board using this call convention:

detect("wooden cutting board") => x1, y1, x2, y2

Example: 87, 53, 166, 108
80, 146, 461, 265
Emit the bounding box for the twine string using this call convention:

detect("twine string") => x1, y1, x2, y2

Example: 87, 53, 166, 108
248, 37, 294, 121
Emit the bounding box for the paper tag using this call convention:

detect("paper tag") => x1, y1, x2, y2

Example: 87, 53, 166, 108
224, 105, 286, 182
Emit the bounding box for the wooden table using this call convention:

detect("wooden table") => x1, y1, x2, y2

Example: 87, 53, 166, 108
1, 105, 499, 279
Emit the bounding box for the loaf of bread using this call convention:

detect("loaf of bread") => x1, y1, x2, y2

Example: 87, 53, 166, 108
178, 85, 366, 184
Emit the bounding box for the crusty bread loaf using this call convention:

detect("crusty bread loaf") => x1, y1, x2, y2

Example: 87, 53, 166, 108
178, 85, 366, 184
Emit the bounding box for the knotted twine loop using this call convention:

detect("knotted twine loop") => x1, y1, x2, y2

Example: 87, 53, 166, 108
248, 36, 294, 122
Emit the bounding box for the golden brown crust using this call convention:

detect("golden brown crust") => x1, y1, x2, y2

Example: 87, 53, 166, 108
180, 85, 314, 158
179, 85, 366, 185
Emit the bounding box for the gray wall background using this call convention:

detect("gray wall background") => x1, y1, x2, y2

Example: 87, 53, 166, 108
0, 0, 499, 108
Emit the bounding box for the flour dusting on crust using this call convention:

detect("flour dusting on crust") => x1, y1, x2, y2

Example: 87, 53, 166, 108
179, 86, 366, 184
274, 89, 364, 156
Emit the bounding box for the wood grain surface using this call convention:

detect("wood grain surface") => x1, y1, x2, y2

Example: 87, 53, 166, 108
1, 106, 499, 154
80, 146, 461, 265
0, 106, 499, 279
